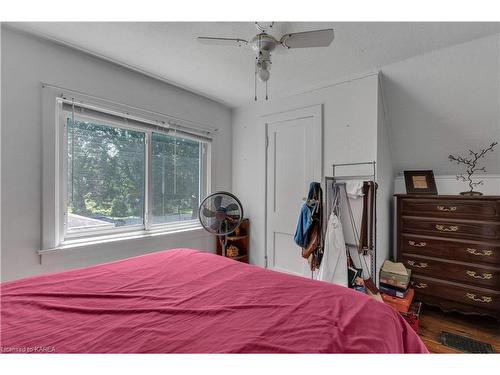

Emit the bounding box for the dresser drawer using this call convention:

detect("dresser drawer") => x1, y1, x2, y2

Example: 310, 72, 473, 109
400, 235, 500, 265
401, 217, 500, 241
411, 274, 500, 311
401, 198, 500, 221
401, 255, 500, 289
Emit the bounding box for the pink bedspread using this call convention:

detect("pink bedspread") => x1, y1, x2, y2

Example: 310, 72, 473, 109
1, 249, 428, 353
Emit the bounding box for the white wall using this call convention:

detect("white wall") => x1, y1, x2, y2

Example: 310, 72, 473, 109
232, 73, 379, 268
381, 33, 500, 175
376, 77, 395, 268
385, 32, 500, 203
1, 27, 232, 281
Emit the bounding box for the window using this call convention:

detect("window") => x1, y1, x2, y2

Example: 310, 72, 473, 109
151, 132, 202, 224
60, 101, 211, 241
67, 119, 146, 232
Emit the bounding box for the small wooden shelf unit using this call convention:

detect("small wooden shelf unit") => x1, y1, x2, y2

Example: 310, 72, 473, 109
216, 218, 249, 263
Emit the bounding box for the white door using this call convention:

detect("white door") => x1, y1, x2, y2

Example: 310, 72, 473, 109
265, 105, 322, 277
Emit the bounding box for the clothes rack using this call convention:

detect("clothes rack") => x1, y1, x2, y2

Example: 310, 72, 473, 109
324, 161, 377, 284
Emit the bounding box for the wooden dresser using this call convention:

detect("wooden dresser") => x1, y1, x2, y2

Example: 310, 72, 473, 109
395, 195, 500, 320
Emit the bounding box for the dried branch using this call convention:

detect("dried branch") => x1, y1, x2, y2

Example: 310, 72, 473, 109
449, 142, 497, 193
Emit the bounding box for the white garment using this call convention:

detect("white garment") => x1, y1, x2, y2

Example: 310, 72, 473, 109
317, 212, 348, 287
345, 181, 364, 198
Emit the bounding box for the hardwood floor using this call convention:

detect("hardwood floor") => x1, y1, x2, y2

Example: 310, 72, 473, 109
417, 304, 500, 353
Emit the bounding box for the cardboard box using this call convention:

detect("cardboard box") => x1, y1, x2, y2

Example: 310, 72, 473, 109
382, 288, 415, 314
380, 260, 411, 289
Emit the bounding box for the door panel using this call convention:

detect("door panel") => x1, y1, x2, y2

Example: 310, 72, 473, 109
265, 105, 322, 277
273, 232, 305, 276
272, 118, 309, 232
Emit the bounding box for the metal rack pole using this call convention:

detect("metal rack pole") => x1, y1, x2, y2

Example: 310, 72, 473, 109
325, 161, 377, 284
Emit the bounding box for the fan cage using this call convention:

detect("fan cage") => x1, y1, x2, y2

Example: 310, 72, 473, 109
198, 191, 244, 236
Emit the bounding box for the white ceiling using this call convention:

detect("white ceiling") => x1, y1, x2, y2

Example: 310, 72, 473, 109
7, 22, 500, 107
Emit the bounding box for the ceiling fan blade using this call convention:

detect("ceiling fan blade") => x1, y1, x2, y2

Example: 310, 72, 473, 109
202, 207, 216, 218
280, 29, 334, 49
197, 37, 248, 47
214, 195, 223, 209
224, 203, 240, 212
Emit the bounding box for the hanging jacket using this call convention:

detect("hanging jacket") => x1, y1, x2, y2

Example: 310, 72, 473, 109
294, 182, 321, 247
293, 182, 323, 270
294, 203, 314, 248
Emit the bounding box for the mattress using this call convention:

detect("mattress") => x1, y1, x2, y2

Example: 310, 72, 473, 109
0, 249, 428, 353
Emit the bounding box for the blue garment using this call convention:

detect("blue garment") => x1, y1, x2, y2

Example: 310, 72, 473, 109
293, 182, 321, 248
294, 203, 314, 247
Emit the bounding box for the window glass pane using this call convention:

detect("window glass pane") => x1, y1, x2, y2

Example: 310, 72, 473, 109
67, 118, 145, 232
152, 132, 201, 224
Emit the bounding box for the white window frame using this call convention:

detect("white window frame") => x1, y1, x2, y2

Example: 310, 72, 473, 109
41, 85, 213, 251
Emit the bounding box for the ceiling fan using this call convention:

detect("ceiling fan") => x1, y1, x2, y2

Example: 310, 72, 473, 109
197, 22, 335, 101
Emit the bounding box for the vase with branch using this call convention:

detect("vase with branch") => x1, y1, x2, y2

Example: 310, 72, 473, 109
448, 142, 498, 196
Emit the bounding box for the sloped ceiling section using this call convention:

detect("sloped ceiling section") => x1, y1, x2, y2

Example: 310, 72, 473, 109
381, 33, 500, 175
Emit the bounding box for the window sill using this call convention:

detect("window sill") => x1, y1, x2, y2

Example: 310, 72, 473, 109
38, 222, 206, 255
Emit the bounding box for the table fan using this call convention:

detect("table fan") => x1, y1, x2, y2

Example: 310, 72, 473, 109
198, 192, 244, 257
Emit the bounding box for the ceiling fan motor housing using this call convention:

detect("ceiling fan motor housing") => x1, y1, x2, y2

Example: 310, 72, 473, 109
250, 33, 278, 52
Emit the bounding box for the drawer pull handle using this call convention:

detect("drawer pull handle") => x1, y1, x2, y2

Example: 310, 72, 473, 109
466, 248, 493, 257
435, 224, 459, 232
407, 260, 428, 268
465, 293, 492, 303
466, 271, 493, 280
408, 240, 426, 247
437, 205, 457, 212
414, 282, 428, 289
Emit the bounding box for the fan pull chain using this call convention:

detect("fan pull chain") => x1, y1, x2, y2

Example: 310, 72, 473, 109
256, 36, 261, 102
265, 80, 268, 101
254, 57, 257, 101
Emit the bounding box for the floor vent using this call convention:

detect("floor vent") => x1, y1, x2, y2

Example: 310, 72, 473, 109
440, 331, 495, 353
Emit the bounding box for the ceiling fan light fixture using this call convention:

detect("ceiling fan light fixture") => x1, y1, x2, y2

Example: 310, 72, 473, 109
257, 68, 270, 82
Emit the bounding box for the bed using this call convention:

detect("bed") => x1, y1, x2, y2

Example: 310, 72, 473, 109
0, 249, 428, 353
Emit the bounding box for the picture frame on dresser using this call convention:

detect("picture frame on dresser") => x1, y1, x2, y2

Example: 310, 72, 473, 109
403, 170, 438, 195
395, 194, 500, 320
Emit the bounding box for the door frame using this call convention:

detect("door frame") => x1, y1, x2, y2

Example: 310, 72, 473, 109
263, 104, 323, 269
